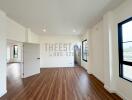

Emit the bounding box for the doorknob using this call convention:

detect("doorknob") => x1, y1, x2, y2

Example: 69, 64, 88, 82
37, 58, 40, 59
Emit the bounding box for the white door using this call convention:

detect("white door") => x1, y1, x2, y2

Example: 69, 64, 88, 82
23, 43, 40, 78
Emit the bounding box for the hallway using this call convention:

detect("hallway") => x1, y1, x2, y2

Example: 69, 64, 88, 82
1, 66, 121, 100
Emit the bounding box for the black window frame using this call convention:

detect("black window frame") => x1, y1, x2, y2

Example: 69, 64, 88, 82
118, 17, 132, 82
13, 45, 18, 58
82, 39, 88, 62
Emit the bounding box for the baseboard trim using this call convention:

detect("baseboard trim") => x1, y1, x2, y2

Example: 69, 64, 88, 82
104, 84, 128, 100
0, 89, 7, 98
86, 73, 124, 100
115, 91, 129, 100
87, 70, 92, 74
40, 66, 75, 69
23, 71, 40, 78
104, 85, 115, 93
92, 73, 104, 84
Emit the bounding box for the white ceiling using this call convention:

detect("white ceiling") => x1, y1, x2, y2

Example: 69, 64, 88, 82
0, 0, 123, 35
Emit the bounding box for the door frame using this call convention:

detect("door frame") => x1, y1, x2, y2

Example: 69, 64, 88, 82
6, 39, 24, 78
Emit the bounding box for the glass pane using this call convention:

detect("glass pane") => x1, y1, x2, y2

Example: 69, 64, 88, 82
14, 45, 18, 58
123, 42, 132, 62
123, 65, 132, 81
15, 46, 17, 51
122, 20, 132, 42
82, 40, 88, 61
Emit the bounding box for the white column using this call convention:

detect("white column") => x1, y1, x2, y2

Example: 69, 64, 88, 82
0, 10, 7, 97
103, 11, 116, 92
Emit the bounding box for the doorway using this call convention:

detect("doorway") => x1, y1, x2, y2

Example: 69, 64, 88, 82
74, 45, 81, 66
6, 40, 24, 97
7, 40, 23, 77
6, 41, 40, 98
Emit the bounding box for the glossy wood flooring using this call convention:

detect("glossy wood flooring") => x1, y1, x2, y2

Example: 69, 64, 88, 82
1, 63, 122, 100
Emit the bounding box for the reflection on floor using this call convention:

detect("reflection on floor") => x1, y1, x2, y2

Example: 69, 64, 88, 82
7, 63, 24, 98
7, 63, 21, 79
1, 66, 122, 100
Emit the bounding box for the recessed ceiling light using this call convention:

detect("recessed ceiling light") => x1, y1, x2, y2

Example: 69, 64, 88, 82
73, 29, 76, 33
43, 29, 46, 32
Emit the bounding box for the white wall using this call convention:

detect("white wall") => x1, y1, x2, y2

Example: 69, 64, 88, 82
27, 29, 40, 43
85, 0, 132, 99
103, 11, 116, 93
0, 10, 40, 97
23, 43, 40, 78
81, 33, 87, 70
6, 17, 39, 43
81, 31, 93, 74
90, 20, 105, 83
0, 10, 7, 97
111, 0, 132, 99
6, 17, 26, 42
81, 32, 89, 70
1, 0, 132, 99
81, 21, 105, 83
40, 35, 80, 68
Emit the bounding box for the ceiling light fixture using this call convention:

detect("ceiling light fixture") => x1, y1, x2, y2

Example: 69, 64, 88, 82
43, 29, 46, 32
73, 29, 76, 33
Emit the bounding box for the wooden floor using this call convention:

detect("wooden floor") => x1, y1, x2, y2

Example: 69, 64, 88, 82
1, 63, 122, 100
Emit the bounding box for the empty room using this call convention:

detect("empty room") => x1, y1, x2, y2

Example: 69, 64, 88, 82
0, 0, 132, 100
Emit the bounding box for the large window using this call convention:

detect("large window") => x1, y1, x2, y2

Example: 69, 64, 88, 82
13, 45, 18, 58
118, 17, 132, 82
